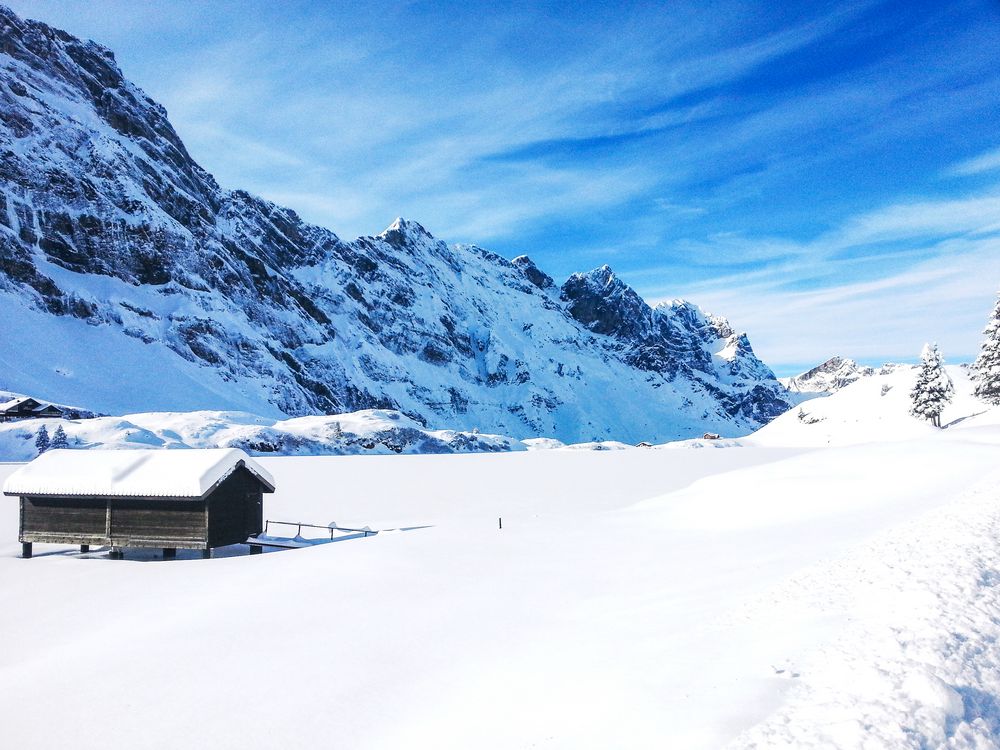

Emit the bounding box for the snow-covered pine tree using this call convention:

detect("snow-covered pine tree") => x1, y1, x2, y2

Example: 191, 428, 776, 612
972, 291, 1000, 404
909, 343, 954, 427
35, 425, 50, 454
51, 424, 69, 449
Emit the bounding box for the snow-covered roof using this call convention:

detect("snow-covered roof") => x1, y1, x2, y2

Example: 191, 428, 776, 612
0, 397, 36, 412
30, 404, 63, 413
2, 448, 275, 498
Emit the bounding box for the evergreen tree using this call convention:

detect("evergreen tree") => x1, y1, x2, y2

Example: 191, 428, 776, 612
50, 424, 69, 449
909, 343, 954, 428
35, 425, 50, 454
973, 291, 1000, 405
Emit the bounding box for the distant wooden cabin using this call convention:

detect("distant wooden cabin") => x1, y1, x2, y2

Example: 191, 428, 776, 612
3, 448, 275, 559
0, 397, 64, 421
31, 404, 64, 418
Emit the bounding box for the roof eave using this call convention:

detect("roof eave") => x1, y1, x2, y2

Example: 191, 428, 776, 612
234, 459, 277, 494
4, 491, 202, 500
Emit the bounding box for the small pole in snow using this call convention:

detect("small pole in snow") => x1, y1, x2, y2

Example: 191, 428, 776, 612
499, 517, 502, 530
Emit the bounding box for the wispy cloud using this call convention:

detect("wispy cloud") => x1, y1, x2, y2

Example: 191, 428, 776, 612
685, 241, 1000, 370
831, 192, 1000, 247
47, 0, 880, 246
646, 188, 1000, 367
949, 146, 1000, 177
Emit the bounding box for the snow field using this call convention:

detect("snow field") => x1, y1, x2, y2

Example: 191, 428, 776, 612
1, 425, 999, 748
3, 366, 1000, 747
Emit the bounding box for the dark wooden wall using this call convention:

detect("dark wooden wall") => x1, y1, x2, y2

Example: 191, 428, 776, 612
110, 499, 206, 549
208, 467, 263, 548
21, 497, 107, 545
21, 496, 208, 548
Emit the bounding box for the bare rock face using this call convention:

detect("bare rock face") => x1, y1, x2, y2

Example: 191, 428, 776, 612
0, 4, 793, 443
511, 255, 553, 290
562, 265, 654, 341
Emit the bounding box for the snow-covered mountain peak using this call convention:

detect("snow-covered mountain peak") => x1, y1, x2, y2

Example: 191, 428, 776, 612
655, 298, 710, 326
378, 216, 435, 244
578, 264, 621, 289
782, 356, 876, 394
653, 298, 687, 311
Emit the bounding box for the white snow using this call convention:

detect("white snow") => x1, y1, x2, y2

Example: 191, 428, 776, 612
0, 408, 530, 460
0, 290, 287, 418
2, 448, 273, 498
2, 365, 1000, 747
748, 364, 993, 447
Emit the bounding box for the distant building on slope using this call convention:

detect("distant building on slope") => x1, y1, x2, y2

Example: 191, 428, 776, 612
0, 396, 63, 422
3, 448, 275, 560
0, 397, 64, 421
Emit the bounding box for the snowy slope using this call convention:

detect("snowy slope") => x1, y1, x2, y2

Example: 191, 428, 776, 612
750, 363, 993, 447
0, 6, 791, 443
3, 399, 1000, 746
0, 408, 537, 461
729, 471, 1000, 748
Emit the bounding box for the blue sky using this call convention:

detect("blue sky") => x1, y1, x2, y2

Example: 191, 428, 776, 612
10, 0, 1000, 373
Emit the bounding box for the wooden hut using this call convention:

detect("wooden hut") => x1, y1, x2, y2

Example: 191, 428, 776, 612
3, 448, 275, 559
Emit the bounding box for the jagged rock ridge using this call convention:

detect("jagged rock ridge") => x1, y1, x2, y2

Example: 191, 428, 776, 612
781, 357, 876, 394
0, 5, 791, 443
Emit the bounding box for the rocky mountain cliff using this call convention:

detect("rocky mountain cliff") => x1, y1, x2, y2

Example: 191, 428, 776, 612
0, 5, 792, 443
781, 357, 876, 395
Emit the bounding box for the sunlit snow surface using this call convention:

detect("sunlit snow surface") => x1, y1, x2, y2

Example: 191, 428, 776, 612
2, 365, 1000, 748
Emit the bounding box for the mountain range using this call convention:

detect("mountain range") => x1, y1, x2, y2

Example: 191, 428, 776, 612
0, 5, 793, 444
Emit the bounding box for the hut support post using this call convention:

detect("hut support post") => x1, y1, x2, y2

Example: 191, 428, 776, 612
163, 548, 176, 560
21, 542, 31, 559
110, 546, 123, 560
250, 544, 262, 555
201, 549, 211, 559
80, 544, 89, 553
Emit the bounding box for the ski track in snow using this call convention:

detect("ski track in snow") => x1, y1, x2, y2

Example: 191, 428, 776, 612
730, 467, 1000, 749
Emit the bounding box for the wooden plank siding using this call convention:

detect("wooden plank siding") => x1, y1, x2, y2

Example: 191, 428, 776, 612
20, 496, 108, 545
208, 468, 263, 548
110, 499, 207, 549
